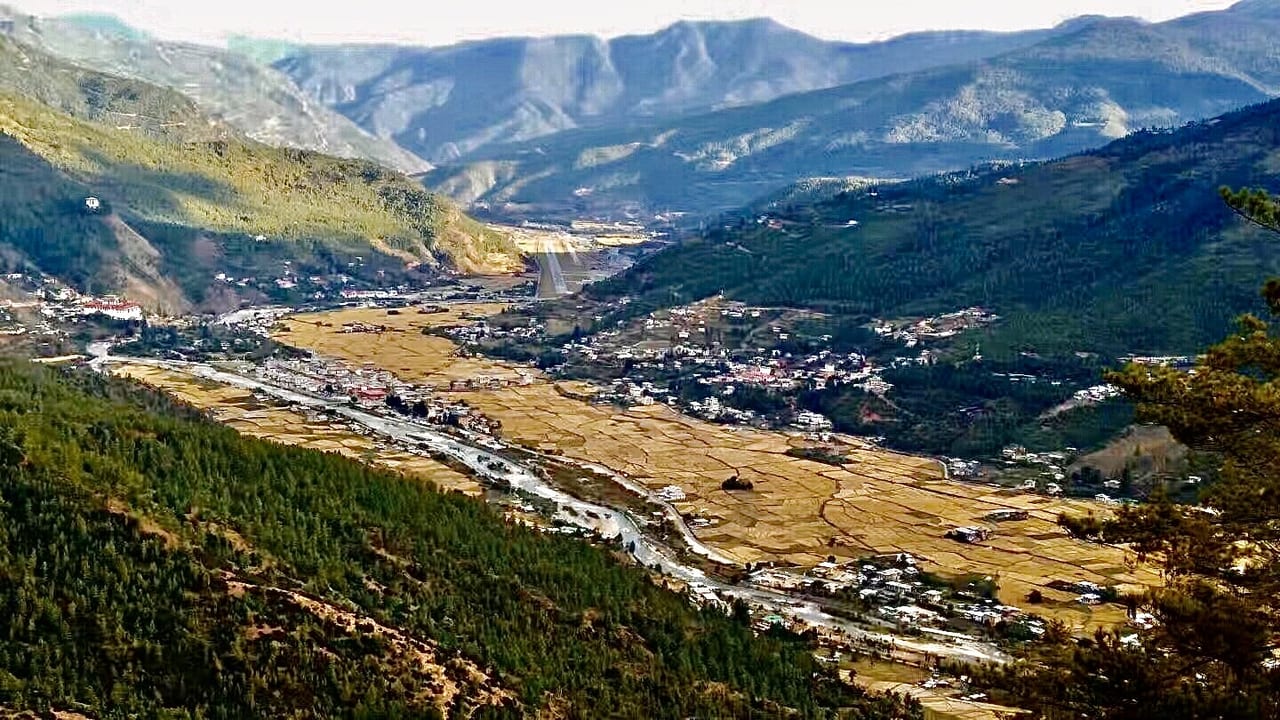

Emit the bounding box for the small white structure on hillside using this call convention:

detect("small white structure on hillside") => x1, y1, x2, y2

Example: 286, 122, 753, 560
793, 411, 833, 431
84, 196, 102, 212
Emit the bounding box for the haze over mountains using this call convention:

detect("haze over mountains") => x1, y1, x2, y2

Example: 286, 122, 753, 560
274, 19, 1068, 165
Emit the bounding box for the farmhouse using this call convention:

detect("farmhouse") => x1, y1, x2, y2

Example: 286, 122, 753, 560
984, 509, 1030, 522
656, 485, 687, 502
945, 526, 991, 544
351, 387, 389, 405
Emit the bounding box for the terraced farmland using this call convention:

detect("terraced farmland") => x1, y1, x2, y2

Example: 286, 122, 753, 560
275, 305, 1161, 628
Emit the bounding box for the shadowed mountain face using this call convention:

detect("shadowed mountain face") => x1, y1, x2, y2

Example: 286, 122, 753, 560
273, 19, 1065, 164
0, 6, 430, 172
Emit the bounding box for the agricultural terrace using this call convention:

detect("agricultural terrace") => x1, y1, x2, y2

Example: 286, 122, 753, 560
275, 305, 1161, 628
113, 363, 483, 496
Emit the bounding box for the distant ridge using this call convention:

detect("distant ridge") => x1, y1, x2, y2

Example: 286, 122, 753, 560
0, 5, 431, 172
583, 96, 1280, 358
273, 17, 1068, 164
416, 1, 1280, 216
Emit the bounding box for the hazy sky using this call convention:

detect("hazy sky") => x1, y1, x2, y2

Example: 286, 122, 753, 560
4, 0, 1242, 46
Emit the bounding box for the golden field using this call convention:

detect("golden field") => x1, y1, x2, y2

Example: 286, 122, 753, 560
273, 305, 1162, 628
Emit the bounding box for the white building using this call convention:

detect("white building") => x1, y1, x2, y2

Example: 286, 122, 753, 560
656, 485, 686, 502
793, 411, 833, 430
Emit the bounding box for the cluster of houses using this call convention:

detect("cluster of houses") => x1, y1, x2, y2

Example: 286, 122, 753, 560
945, 457, 982, 478
440, 298, 1000, 436
1071, 383, 1122, 405
1002, 445, 1072, 494
441, 317, 545, 345
1124, 354, 1198, 368
698, 350, 893, 397
251, 356, 503, 434
872, 307, 1000, 348
749, 554, 1047, 638
686, 395, 759, 424
256, 357, 404, 404
10, 274, 147, 323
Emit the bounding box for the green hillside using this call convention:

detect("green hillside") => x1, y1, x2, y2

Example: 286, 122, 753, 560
0, 35, 214, 140
508, 99, 1280, 458
589, 99, 1280, 358
0, 81, 519, 309
0, 360, 917, 718
1, 6, 429, 173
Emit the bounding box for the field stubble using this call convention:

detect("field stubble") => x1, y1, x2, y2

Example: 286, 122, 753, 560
269, 306, 1162, 627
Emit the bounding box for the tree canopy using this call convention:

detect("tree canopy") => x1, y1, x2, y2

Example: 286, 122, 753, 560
971, 188, 1280, 718
0, 360, 919, 718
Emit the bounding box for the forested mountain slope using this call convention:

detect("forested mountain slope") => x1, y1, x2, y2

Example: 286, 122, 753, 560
0, 6, 429, 172
0, 67, 519, 311
585, 98, 1280, 358
275, 18, 1064, 164
0, 35, 218, 141
425, 1, 1280, 215
0, 360, 918, 718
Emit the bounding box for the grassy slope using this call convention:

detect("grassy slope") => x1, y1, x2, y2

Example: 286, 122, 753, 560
0, 35, 214, 140
7, 8, 431, 173
0, 78, 520, 304
588, 99, 1280, 358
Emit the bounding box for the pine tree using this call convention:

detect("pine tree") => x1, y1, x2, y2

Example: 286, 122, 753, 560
971, 188, 1280, 718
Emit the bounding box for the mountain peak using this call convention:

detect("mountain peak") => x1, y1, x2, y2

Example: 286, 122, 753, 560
1225, 0, 1280, 18
1051, 14, 1112, 32
655, 17, 803, 39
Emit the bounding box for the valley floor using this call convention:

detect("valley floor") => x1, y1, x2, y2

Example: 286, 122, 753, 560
82, 299, 1168, 719
270, 303, 1160, 630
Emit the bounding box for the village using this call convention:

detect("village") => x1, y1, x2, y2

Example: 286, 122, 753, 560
442, 299, 1014, 437
2, 265, 1166, 525
240, 353, 510, 435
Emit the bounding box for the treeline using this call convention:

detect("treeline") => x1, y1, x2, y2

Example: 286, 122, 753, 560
0, 360, 918, 719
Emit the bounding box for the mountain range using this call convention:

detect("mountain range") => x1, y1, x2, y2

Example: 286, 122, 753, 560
0, 6, 429, 172
7, 2, 1280, 219
273, 19, 1068, 165
417, 1, 1280, 215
